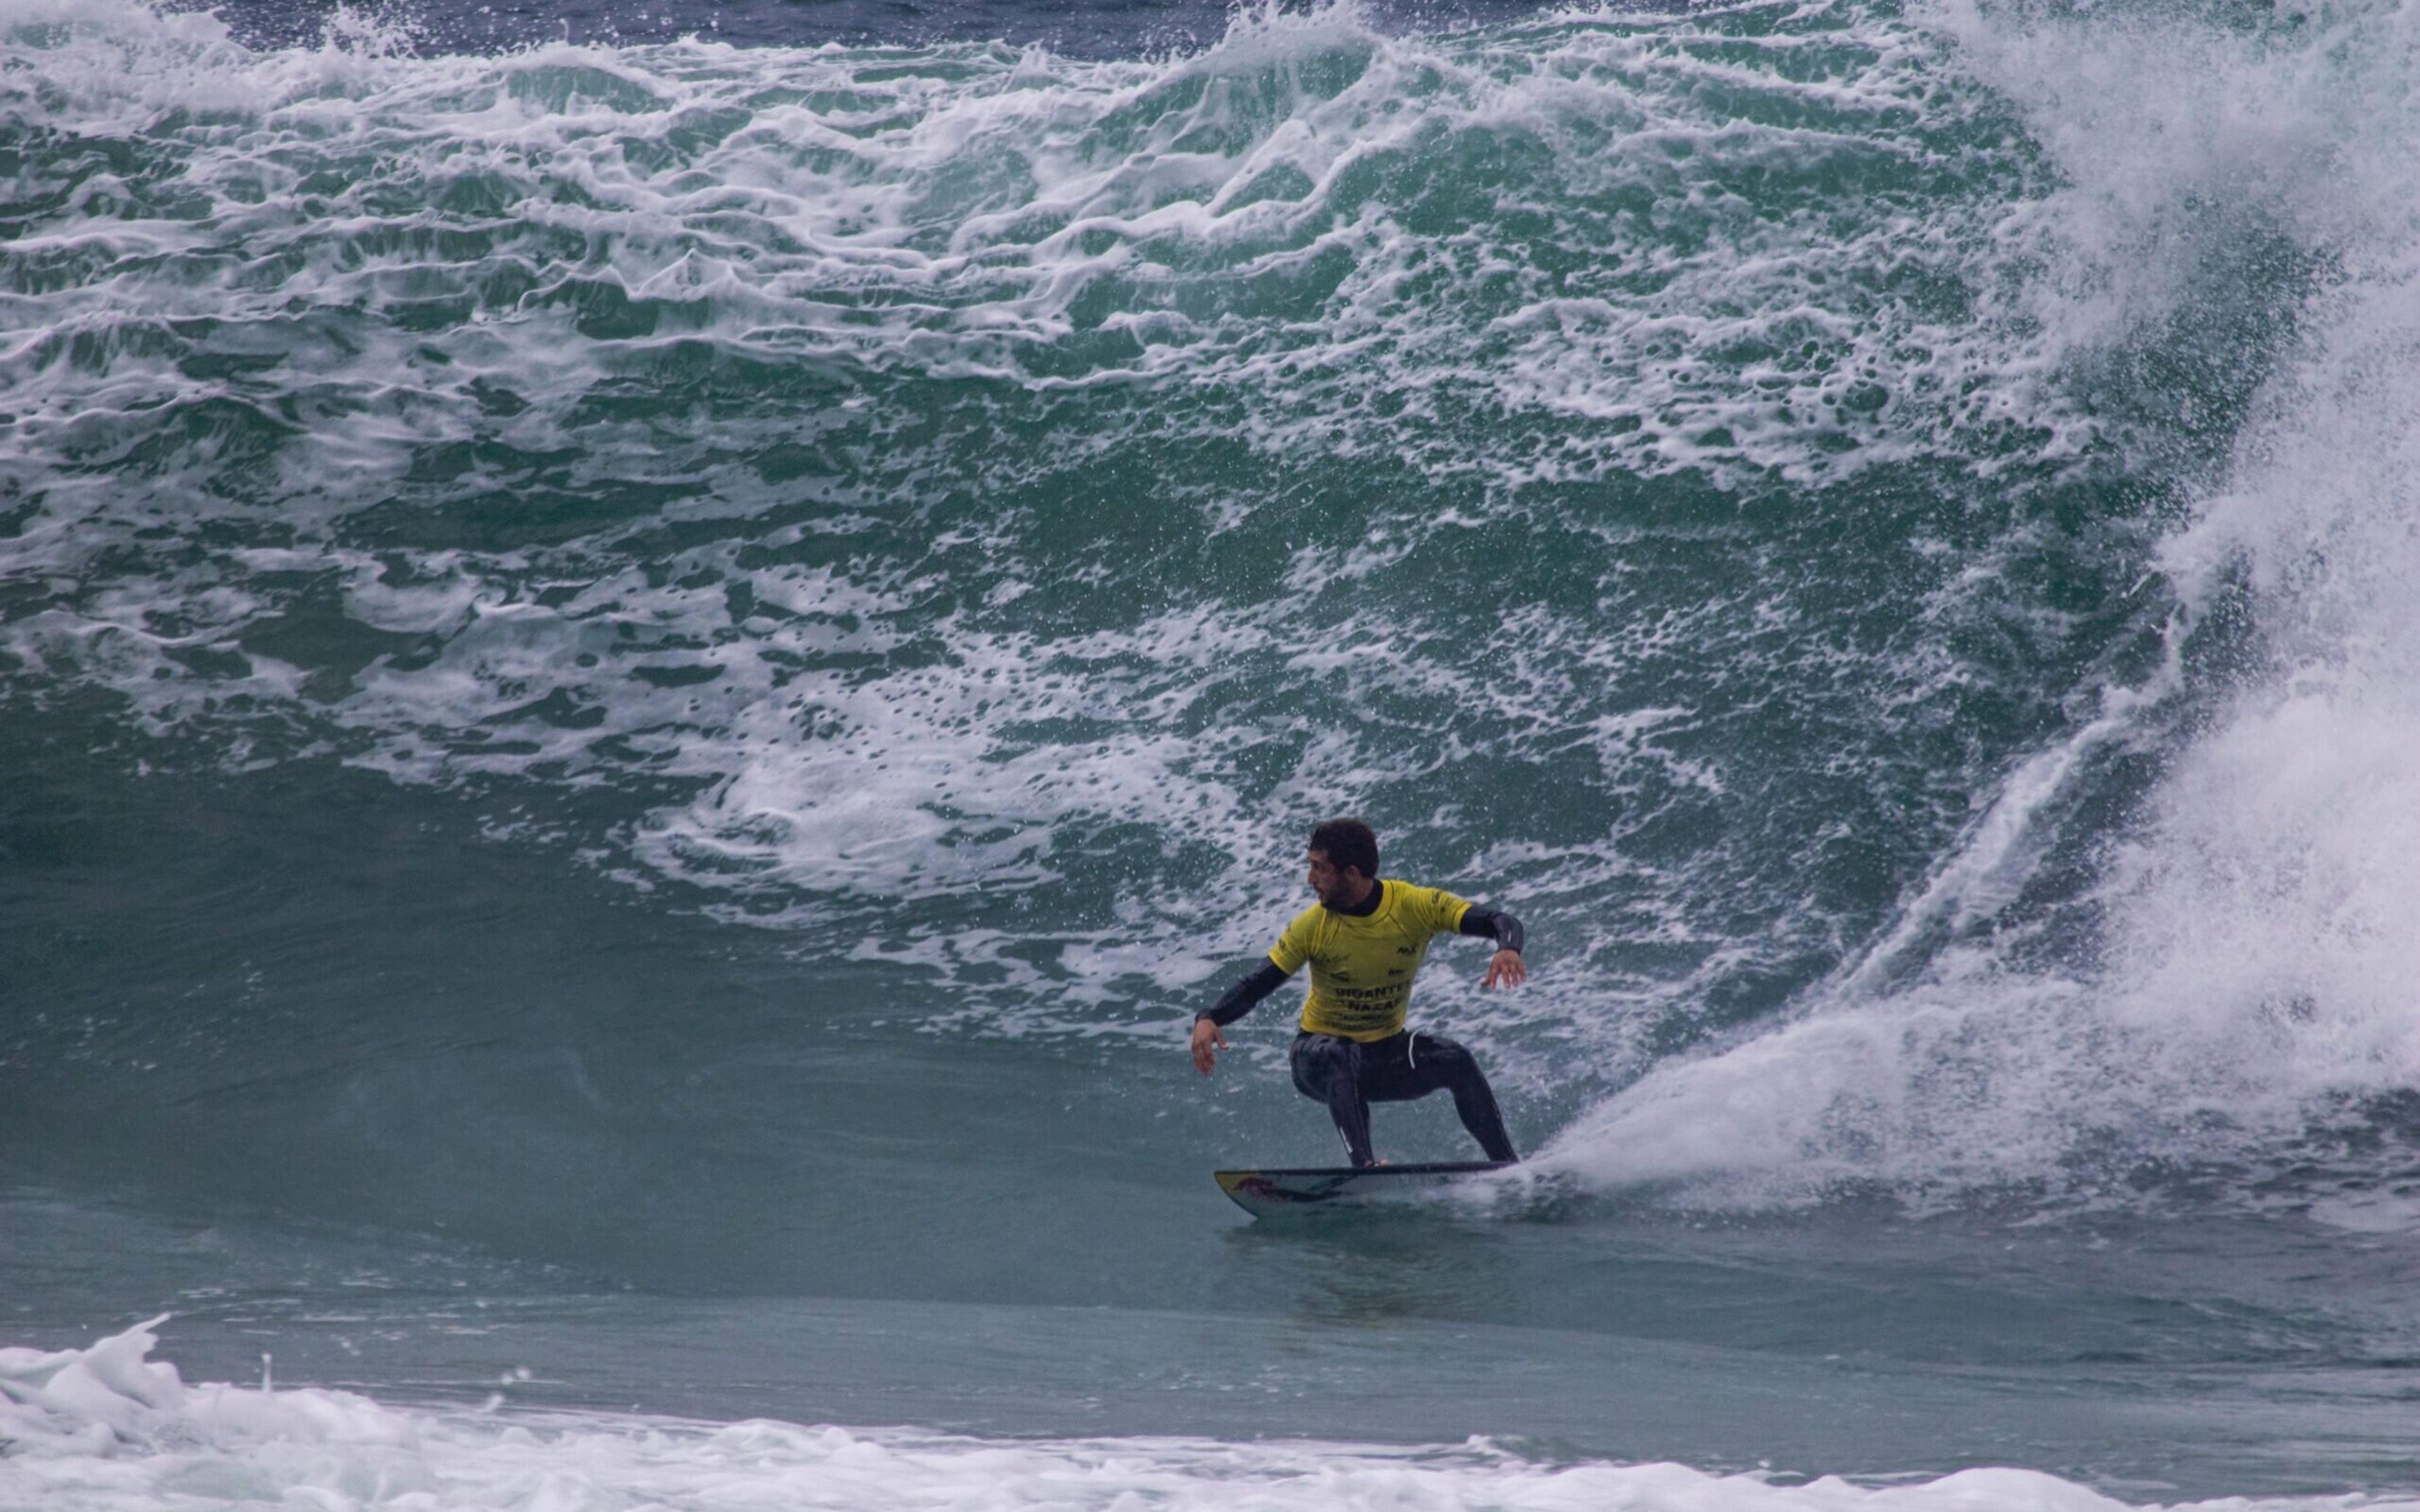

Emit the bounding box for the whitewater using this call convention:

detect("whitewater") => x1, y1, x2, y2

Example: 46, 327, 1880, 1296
18, 1319, 2407, 1512
8, 0, 2420, 1500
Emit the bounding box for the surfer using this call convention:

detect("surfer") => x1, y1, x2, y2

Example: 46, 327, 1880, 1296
1189, 819, 1523, 1167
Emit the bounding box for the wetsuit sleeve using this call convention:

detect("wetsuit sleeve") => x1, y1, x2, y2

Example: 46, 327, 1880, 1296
1458, 905, 1525, 954
1197, 961, 1289, 1028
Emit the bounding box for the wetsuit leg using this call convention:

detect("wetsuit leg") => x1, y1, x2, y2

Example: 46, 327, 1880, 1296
1359, 1031, 1519, 1163
1290, 1032, 1378, 1167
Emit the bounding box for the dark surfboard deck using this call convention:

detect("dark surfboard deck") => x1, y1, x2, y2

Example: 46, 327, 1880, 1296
1213, 1161, 1516, 1218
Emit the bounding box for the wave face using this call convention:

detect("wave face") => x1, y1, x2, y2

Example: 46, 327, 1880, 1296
6, 0, 2420, 1336
17, 0, 2420, 1493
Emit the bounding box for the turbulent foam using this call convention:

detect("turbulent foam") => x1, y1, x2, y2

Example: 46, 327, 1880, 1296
0, 0, 2109, 1067
3, 1317, 2409, 1512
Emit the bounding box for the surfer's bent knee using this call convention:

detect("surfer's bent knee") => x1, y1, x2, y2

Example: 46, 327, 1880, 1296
1289, 1031, 1354, 1099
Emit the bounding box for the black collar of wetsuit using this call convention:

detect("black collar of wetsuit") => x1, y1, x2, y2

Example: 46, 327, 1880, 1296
1328, 878, 1383, 918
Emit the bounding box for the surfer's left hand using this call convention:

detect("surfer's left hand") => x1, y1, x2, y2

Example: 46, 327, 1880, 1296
1482, 949, 1525, 989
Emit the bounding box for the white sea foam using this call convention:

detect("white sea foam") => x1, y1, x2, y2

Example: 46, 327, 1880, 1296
5, 1317, 2411, 1512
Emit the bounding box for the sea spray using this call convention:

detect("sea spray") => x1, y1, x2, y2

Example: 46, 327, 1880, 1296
1548, 0, 2420, 1212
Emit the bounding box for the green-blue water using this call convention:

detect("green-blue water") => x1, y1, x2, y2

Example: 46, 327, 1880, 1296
8, 0, 2420, 1503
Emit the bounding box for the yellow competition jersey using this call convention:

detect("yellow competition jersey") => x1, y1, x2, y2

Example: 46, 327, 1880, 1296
1267, 879, 1472, 1041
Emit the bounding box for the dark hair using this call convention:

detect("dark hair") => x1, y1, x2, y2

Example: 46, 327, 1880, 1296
1309, 818, 1380, 879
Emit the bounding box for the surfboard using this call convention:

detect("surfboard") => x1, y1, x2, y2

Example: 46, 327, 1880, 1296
1213, 1160, 1516, 1218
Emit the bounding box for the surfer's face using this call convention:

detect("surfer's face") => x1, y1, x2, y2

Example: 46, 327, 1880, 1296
1306, 849, 1364, 908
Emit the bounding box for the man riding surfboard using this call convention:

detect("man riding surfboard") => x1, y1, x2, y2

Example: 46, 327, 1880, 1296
1189, 819, 1524, 1168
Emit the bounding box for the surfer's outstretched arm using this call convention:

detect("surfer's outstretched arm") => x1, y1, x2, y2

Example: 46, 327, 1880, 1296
1459, 905, 1527, 989
1190, 961, 1289, 1075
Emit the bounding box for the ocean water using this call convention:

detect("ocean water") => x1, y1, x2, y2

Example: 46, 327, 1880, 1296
8, 0, 2420, 1503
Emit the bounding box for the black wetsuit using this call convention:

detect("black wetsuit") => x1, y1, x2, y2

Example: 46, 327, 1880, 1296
1197, 884, 1522, 1168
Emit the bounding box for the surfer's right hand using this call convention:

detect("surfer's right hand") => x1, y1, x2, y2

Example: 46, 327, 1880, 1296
1190, 1019, 1228, 1076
